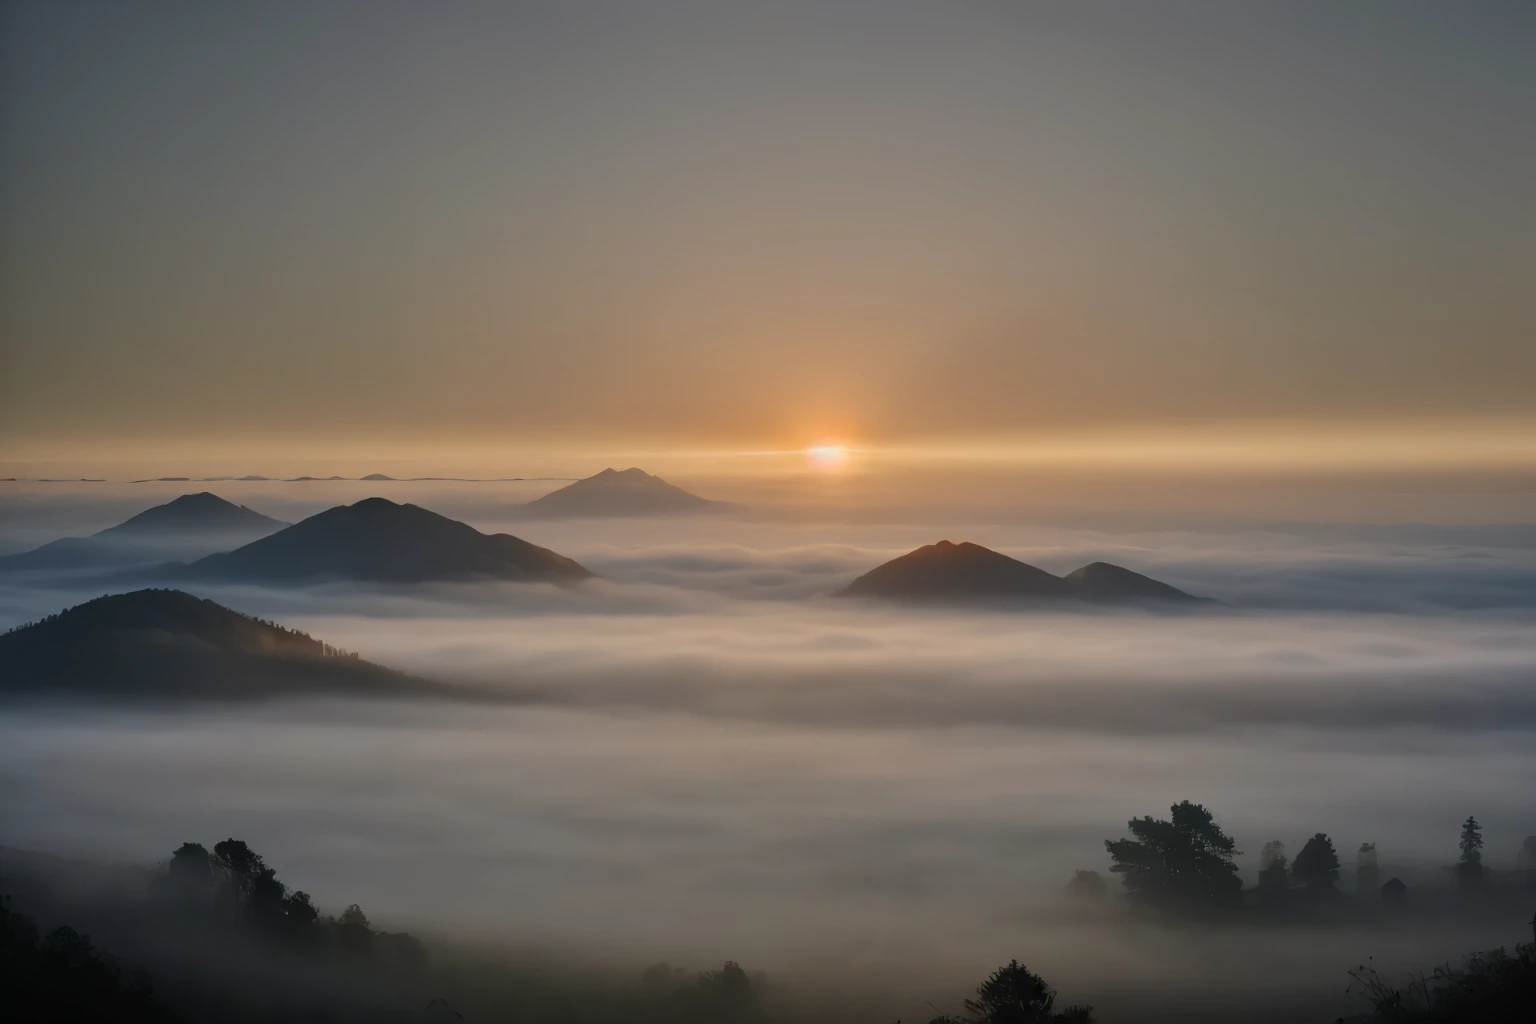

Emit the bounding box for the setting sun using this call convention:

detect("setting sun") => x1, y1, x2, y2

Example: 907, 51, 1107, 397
806, 444, 851, 470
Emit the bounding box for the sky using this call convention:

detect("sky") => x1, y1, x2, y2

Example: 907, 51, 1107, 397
3, 1, 1535, 473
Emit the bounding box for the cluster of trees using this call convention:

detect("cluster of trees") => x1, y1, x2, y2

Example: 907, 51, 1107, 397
4, 839, 423, 1022
2, 609, 69, 635
6, 818, 1525, 1023
1, 895, 174, 1022
160, 838, 422, 963
1257, 833, 1345, 896
638, 959, 764, 1020
1074, 802, 1500, 915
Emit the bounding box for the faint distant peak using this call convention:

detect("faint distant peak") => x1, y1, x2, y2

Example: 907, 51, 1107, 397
515, 466, 737, 519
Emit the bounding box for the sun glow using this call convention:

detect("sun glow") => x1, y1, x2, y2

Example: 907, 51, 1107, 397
806, 444, 851, 470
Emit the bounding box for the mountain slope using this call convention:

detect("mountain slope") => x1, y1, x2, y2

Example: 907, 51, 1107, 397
841, 541, 1072, 601
0, 589, 438, 698
515, 467, 734, 518
100, 492, 283, 536
183, 497, 593, 584
840, 541, 1204, 605
1061, 561, 1204, 604
0, 493, 287, 572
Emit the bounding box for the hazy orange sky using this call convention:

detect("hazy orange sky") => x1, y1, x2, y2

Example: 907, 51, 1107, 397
3, 2, 1534, 472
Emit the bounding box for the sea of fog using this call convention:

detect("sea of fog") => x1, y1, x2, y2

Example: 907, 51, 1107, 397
3, 478, 1536, 1019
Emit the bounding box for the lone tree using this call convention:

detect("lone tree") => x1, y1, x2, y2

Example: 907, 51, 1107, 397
929, 959, 1094, 1024
1104, 801, 1242, 913
1292, 833, 1340, 893
1457, 816, 1485, 886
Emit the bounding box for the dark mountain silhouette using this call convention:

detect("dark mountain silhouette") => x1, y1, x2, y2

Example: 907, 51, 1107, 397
1062, 561, 1204, 603
0, 589, 441, 699
513, 467, 737, 518
181, 497, 593, 584
842, 541, 1072, 601
0, 493, 287, 572
840, 541, 1205, 605
102, 492, 282, 535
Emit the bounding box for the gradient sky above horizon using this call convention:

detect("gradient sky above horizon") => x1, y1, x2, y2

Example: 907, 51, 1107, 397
2, 1, 1534, 468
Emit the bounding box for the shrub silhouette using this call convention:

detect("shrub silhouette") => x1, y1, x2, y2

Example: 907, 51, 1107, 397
929, 959, 1094, 1023
1345, 931, 1536, 1021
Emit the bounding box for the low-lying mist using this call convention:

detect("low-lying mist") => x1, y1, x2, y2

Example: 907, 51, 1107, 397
4, 486, 1536, 1020
4, 689, 1533, 1021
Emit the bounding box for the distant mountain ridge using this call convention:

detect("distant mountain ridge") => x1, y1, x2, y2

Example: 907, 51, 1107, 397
841, 540, 1207, 605
0, 493, 287, 573
181, 497, 593, 584
0, 589, 441, 699
514, 467, 737, 519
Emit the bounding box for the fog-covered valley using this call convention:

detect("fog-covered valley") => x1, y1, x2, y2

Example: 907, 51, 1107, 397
3, 478, 1535, 1021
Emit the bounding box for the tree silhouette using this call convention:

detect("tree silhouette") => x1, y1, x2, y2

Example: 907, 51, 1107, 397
698, 960, 755, 1005
273, 889, 321, 944
168, 841, 213, 902
1104, 801, 1241, 912
1292, 833, 1340, 893
336, 903, 374, 952
212, 838, 264, 900
929, 959, 1094, 1023
1457, 816, 1485, 886
207, 838, 292, 930
1, 898, 171, 1021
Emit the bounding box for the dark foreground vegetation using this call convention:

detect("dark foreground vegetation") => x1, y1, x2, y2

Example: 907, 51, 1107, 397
1340, 931, 1536, 1022
1, 895, 170, 1021
4, 800, 1533, 1023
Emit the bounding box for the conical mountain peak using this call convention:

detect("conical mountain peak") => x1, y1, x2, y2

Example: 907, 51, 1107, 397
842, 542, 1205, 605
515, 467, 734, 519
183, 497, 591, 584
104, 492, 284, 535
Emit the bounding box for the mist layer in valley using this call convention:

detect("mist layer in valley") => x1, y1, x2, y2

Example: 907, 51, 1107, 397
3, 480, 1536, 1021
